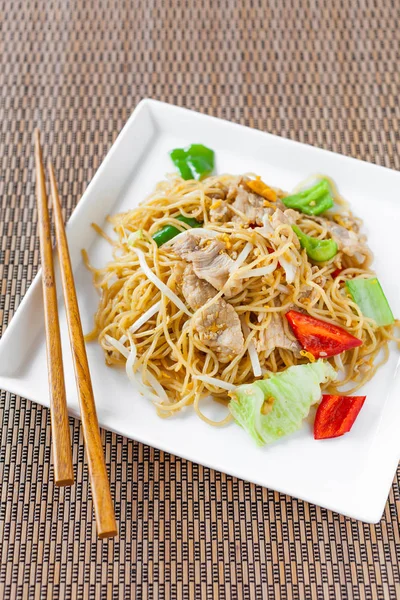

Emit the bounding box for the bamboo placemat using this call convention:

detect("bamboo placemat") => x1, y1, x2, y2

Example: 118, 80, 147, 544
1, 0, 400, 598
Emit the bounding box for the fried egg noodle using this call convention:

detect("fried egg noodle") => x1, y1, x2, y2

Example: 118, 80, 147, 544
83, 174, 400, 425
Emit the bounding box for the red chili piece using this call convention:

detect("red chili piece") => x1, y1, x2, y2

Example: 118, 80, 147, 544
331, 268, 343, 278
285, 310, 363, 358
314, 394, 366, 439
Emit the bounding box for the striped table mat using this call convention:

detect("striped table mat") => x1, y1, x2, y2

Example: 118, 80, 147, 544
1, 0, 399, 597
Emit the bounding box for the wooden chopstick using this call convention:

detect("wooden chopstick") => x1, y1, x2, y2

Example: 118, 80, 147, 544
34, 130, 74, 486
48, 160, 117, 539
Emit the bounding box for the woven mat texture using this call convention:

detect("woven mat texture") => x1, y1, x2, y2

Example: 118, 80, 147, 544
1, 0, 400, 598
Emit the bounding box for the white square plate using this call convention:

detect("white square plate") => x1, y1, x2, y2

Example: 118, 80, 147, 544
1, 99, 399, 522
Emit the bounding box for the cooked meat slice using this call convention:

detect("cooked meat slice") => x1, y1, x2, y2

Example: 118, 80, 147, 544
261, 208, 299, 233
258, 208, 300, 284
210, 179, 290, 227
255, 313, 301, 357
231, 188, 266, 225
272, 198, 288, 212
332, 212, 361, 233
194, 298, 244, 361
172, 232, 243, 297
172, 230, 223, 258
315, 218, 371, 265
210, 187, 277, 226
209, 200, 232, 223
281, 208, 301, 224
328, 223, 370, 264
226, 176, 249, 200
194, 251, 241, 295
181, 263, 216, 309
180, 264, 244, 361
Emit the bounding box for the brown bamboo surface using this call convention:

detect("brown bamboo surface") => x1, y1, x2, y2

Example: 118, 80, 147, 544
0, 0, 400, 598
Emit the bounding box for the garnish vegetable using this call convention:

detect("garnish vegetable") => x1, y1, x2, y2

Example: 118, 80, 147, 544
345, 277, 394, 327
285, 310, 363, 358
152, 215, 202, 247
229, 360, 336, 445
170, 144, 214, 180
293, 225, 338, 262
283, 179, 334, 215
314, 394, 366, 439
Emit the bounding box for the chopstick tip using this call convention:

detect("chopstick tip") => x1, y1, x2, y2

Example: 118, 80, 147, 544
34, 129, 43, 161
98, 528, 118, 540
55, 476, 75, 487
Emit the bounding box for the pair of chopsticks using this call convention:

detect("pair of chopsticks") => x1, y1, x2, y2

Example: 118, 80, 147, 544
34, 130, 117, 539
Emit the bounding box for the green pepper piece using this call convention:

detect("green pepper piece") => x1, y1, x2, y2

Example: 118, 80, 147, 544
152, 215, 203, 247
345, 277, 394, 326
169, 149, 194, 180
283, 180, 334, 215
170, 144, 214, 180
292, 225, 338, 262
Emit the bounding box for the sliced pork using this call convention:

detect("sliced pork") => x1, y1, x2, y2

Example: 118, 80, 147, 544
255, 313, 301, 357
172, 232, 243, 297
209, 180, 272, 226
312, 216, 371, 266
325, 222, 370, 265
181, 263, 216, 309
180, 264, 244, 361
257, 209, 301, 284
260, 208, 299, 234
209, 200, 232, 223
231, 188, 266, 225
